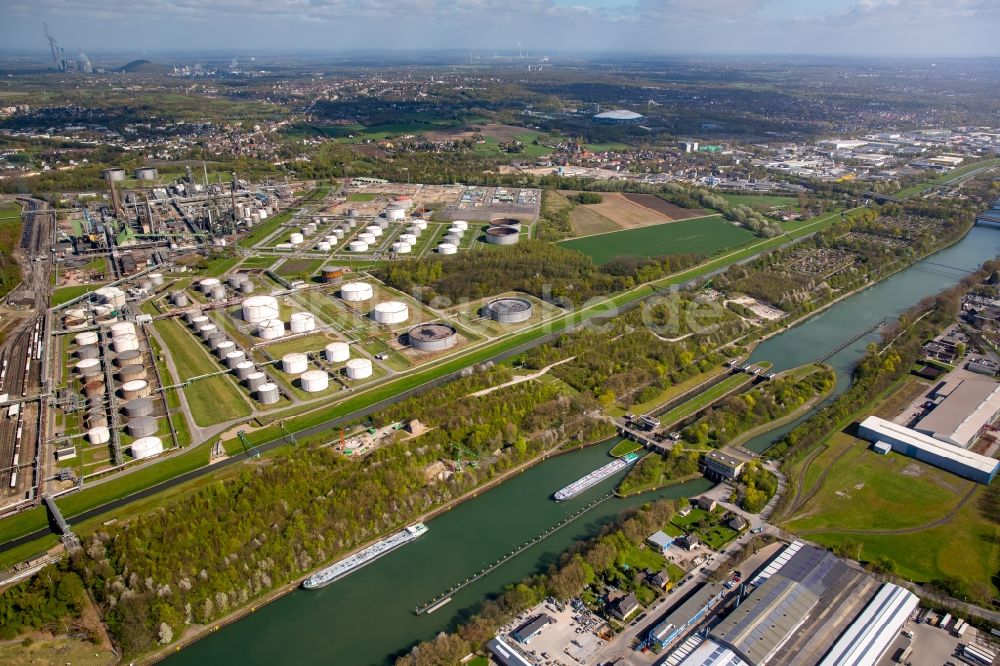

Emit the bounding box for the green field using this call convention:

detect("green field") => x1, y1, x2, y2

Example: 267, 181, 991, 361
657, 372, 755, 428
718, 194, 800, 211
558, 215, 756, 264
51, 283, 105, 306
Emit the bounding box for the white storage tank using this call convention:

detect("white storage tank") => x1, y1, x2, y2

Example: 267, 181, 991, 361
225, 350, 246, 368
215, 340, 236, 358
349, 240, 369, 253
131, 436, 164, 460
399, 233, 418, 245
149, 272, 165, 286
128, 416, 157, 438
357, 232, 376, 244
289, 232, 304, 245
392, 242, 412, 254
242, 295, 279, 324
198, 324, 218, 340
437, 243, 458, 255
317, 241, 332, 252
245, 372, 267, 391
345, 358, 373, 380
289, 312, 316, 334
325, 341, 350, 363
412, 219, 428, 230
256, 383, 280, 405
365, 225, 383, 237
210, 285, 226, 300
452, 220, 468, 231
282, 352, 309, 374
172, 292, 189, 307
189, 315, 210, 330
75, 331, 99, 346
234, 360, 255, 380
385, 207, 405, 221
341, 282, 374, 302
112, 333, 140, 354
88, 426, 111, 445
257, 319, 285, 339
300, 370, 329, 393
371, 301, 409, 325
76, 358, 102, 376
121, 379, 150, 400
198, 277, 221, 294
447, 226, 465, 236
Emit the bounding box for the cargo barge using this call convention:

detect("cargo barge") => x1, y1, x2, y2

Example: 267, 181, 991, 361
302, 523, 428, 589
553, 452, 640, 501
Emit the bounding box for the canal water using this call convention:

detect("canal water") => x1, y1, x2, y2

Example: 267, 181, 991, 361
165, 225, 1000, 665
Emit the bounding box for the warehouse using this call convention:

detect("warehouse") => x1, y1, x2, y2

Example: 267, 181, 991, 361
648, 583, 724, 649
703, 449, 746, 481
593, 109, 644, 124
857, 416, 1000, 484
487, 638, 532, 666
912, 374, 1000, 447
817, 583, 918, 666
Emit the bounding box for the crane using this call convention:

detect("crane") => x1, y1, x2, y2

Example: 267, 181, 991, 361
42, 23, 65, 71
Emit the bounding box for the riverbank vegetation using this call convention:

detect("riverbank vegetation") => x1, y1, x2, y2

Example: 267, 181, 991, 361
616, 447, 701, 496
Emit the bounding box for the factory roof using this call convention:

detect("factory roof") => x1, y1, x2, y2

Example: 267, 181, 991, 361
705, 449, 745, 469
914, 375, 1000, 447
860, 416, 1000, 476
593, 109, 644, 121
678, 639, 750, 666
818, 583, 918, 666
487, 638, 533, 666
650, 583, 724, 642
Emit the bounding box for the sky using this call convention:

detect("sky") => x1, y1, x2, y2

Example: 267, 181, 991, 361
1, 0, 998, 57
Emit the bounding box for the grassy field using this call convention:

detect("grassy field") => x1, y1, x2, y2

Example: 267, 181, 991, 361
154, 319, 251, 426
608, 366, 730, 418
51, 283, 105, 306
718, 194, 800, 211
657, 373, 755, 428
559, 215, 756, 264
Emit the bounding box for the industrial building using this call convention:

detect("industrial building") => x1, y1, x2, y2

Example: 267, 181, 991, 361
857, 416, 1000, 484
648, 583, 725, 649
487, 638, 533, 666
912, 374, 1000, 448
703, 449, 746, 481
512, 614, 552, 644
817, 583, 918, 666
592, 109, 644, 124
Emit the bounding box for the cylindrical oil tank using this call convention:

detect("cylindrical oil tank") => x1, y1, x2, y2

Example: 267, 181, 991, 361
118, 364, 146, 382
83, 379, 106, 397
289, 312, 316, 334
345, 208, 359, 218
228, 274, 248, 289
139, 279, 152, 292
392, 242, 412, 254
210, 285, 226, 300
88, 426, 111, 445
92, 304, 112, 316
245, 372, 267, 391
64, 318, 87, 330
76, 358, 102, 376
66, 307, 87, 320
215, 340, 235, 358
257, 319, 285, 339
408, 323, 459, 352
87, 410, 109, 428
357, 232, 376, 244
134, 167, 158, 180
332, 228, 345, 239
75, 330, 99, 346
341, 282, 373, 302
94, 314, 118, 327
316, 241, 331, 252
344, 358, 373, 380
300, 370, 329, 393
131, 436, 164, 460
242, 295, 279, 324
399, 233, 418, 245
189, 315, 210, 329
121, 379, 150, 400
452, 220, 468, 231
124, 397, 153, 418
76, 344, 100, 360
172, 292, 189, 307
494, 218, 522, 231
437, 243, 458, 255
234, 360, 255, 380
341, 222, 354, 234
385, 207, 405, 221
240, 280, 254, 294
225, 350, 246, 368
365, 225, 383, 237
96, 286, 126, 307
321, 266, 342, 283
149, 272, 164, 286
103, 167, 126, 182
289, 232, 304, 245
282, 352, 308, 374
186, 310, 204, 325
128, 416, 158, 438
198, 324, 218, 340
443, 234, 461, 245
412, 219, 428, 230
371, 301, 409, 325
447, 226, 465, 236
198, 277, 221, 294
207, 331, 226, 349
486, 297, 534, 323
112, 333, 140, 354
256, 383, 280, 404
484, 226, 520, 245
114, 349, 142, 367
325, 342, 350, 363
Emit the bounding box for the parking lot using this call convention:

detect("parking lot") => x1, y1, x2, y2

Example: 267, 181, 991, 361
497, 599, 606, 666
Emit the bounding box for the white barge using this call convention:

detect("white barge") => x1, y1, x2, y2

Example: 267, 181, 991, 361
302, 523, 428, 589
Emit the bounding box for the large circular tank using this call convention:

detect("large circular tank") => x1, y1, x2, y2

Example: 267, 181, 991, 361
412, 219, 428, 230
437, 243, 458, 255
493, 217, 522, 231
87, 410, 109, 428
172, 292, 189, 307
452, 220, 469, 231
412, 207, 432, 218
210, 285, 226, 301
242, 296, 279, 324
228, 274, 248, 289
300, 370, 329, 393
75, 331, 99, 346
486, 297, 533, 323
214, 340, 235, 358
134, 167, 158, 180
124, 397, 153, 417
64, 318, 87, 330
76, 345, 100, 360
95, 286, 126, 308
118, 364, 146, 382
324, 342, 350, 363
131, 436, 164, 460
399, 233, 418, 245
128, 416, 157, 438
341, 282, 373, 302
94, 315, 118, 327
114, 349, 141, 367
447, 226, 465, 236
225, 350, 246, 368
289, 312, 316, 334
112, 333, 140, 354
240, 281, 255, 294
198, 278, 221, 294
121, 380, 150, 400
256, 383, 280, 405
282, 352, 308, 374
88, 426, 111, 445
76, 358, 102, 376
189, 315, 210, 329
348, 240, 369, 253
257, 319, 285, 339
110, 321, 135, 338
385, 207, 405, 221
198, 324, 218, 340
344, 358, 373, 380
245, 372, 267, 391
83, 379, 106, 397
365, 225, 383, 237
66, 307, 87, 320
186, 310, 204, 325
316, 241, 331, 252
289, 232, 304, 245
207, 331, 226, 349
371, 301, 409, 325
139, 279, 152, 293
391, 242, 412, 254
408, 323, 459, 352
331, 228, 345, 239
149, 272, 164, 286
103, 167, 126, 182
484, 226, 520, 245
357, 232, 376, 244
234, 360, 255, 380
443, 234, 462, 245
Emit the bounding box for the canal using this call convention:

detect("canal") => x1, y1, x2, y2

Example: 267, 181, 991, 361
165, 225, 1000, 665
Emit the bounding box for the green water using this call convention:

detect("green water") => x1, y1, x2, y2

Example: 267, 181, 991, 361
166, 225, 1000, 665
